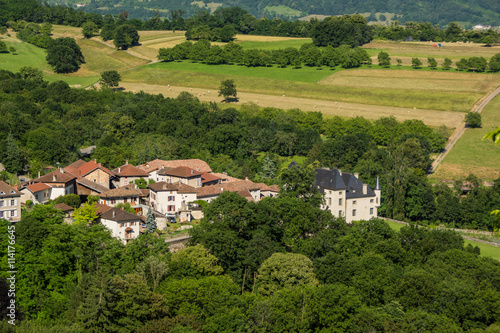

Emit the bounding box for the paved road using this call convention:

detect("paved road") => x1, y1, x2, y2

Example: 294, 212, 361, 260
430, 85, 500, 173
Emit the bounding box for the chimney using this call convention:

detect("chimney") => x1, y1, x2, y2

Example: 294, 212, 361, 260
163, 183, 166, 190
363, 184, 368, 194
220, 187, 224, 191
375, 176, 380, 191
118, 167, 121, 174
354, 173, 359, 179
112, 210, 116, 218
94, 159, 97, 163
52, 173, 56, 182
60, 168, 64, 174
125, 160, 128, 165
191, 170, 194, 175
245, 177, 249, 181
338, 169, 342, 176
38, 171, 41, 178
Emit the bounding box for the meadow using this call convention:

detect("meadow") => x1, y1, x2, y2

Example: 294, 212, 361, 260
431, 94, 500, 181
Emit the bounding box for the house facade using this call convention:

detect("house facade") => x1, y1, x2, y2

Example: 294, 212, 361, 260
155, 166, 203, 188
148, 182, 198, 215
112, 162, 149, 188
314, 168, 381, 223
99, 185, 143, 207
29, 169, 76, 200
196, 180, 262, 203
100, 207, 142, 244
0, 181, 21, 222
21, 183, 52, 205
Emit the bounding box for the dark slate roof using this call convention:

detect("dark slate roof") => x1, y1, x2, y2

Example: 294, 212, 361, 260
100, 207, 140, 222
314, 168, 375, 199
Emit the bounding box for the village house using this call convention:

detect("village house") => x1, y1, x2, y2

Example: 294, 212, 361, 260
148, 182, 198, 215
0, 181, 21, 222
21, 183, 52, 205
201, 173, 222, 187
65, 159, 115, 189
28, 169, 77, 200
314, 168, 381, 223
99, 207, 142, 244
112, 162, 150, 188
99, 185, 143, 207
156, 166, 203, 188
54, 203, 75, 224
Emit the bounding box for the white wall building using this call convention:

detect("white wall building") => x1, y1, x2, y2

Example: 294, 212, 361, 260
148, 182, 198, 215
0, 181, 21, 222
100, 207, 142, 244
314, 168, 381, 223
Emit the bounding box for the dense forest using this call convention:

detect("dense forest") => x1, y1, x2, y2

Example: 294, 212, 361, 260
1, 181, 500, 331
0, 69, 499, 231
42, 0, 500, 27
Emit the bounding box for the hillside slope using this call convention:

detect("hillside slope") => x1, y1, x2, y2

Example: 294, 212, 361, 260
52, 0, 500, 27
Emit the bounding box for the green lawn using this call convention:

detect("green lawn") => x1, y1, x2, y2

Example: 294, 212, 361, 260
433, 94, 500, 180
0, 39, 99, 87
237, 39, 312, 50
464, 239, 500, 261
144, 61, 336, 83
123, 62, 477, 111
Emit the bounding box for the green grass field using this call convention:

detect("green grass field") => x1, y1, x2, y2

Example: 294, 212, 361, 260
0, 38, 99, 87
236, 39, 312, 50
432, 94, 500, 180
123, 62, 479, 111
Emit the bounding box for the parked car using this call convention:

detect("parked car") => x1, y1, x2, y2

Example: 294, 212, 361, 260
165, 214, 177, 223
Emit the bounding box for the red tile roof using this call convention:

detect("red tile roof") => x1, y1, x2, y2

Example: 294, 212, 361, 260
26, 183, 52, 193
33, 169, 76, 184
148, 182, 198, 194
211, 173, 241, 183
95, 203, 113, 215
201, 173, 221, 184
0, 181, 21, 196
100, 185, 142, 198
237, 190, 255, 202
54, 203, 74, 212
158, 166, 203, 178
113, 164, 149, 177
196, 180, 261, 198
139, 159, 212, 173
78, 160, 115, 177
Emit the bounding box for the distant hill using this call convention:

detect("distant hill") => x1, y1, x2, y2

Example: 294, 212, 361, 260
46, 0, 499, 27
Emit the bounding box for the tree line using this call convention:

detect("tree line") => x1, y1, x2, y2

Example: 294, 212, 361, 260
1, 182, 500, 331
158, 40, 371, 68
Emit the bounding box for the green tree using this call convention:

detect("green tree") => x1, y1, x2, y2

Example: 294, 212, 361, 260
99, 70, 121, 88
52, 194, 81, 208
145, 208, 157, 233
19, 66, 43, 81
465, 112, 481, 128
2, 132, 24, 174
279, 163, 322, 206
412, 57, 422, 69
219, 25, 236, 42
427, 57, 437, 69
8, 46, 16, 54
218, 79, 237, 102
82, 21, 99, 39
488, 53, 500, 72
169, 244, 224, 279
442, 57, 452, 70
137, 255, 169, 292
256, 252, 318, 295
396, 58, 402, 66
73, 202, 99, 225
467, 57, 487, 72
114, 24, 139, 50
0, 41, 7, 53
46, 37, 85, 73
115, 203, 135, 214
377, 51, 391, 67
40, 22, 52, 35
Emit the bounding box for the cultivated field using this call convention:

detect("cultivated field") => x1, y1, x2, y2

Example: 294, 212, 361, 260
431, 94, 500, 181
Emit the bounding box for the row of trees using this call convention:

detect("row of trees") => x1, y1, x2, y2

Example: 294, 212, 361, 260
1, 185, 499, 331
377, 51, 500, 72
158, 40, 371, 68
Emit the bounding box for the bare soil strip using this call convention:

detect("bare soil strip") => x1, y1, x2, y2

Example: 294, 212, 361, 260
120, 82, 464, 127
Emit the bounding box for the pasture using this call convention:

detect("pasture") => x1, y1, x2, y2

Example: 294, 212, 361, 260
432, 94, 500, 181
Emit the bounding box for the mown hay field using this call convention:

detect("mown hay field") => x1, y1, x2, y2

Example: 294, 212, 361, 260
431, 94, 500, 181
122, 61, 481, 112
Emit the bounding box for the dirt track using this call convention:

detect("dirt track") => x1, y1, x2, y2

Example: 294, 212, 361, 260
120, 82, 464, 128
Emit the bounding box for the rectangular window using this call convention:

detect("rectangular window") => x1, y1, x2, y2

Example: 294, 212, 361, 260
0, 201, 3, 207
352, 209, 356, 217
353, 200, 356, 205
168, 205, 175, 212
328, 198, 332, 205
339, 191, 342, 195
168, 196, 175, 201
370, 199, 374, 203
339, 210, 343, 216
0, 211, 3, 218
339, 198, 342, 205
124, 198, 128, 203
11, 200, 15, 206
10, 210, 15, 217
370, 208, 374, 215
111, 199, 116, 205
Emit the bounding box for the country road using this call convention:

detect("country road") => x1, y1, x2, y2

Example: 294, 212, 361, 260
430, 85, 500, 173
